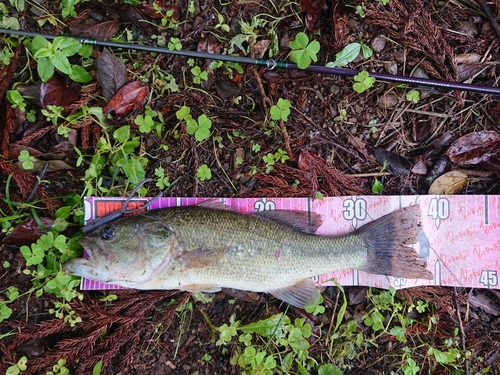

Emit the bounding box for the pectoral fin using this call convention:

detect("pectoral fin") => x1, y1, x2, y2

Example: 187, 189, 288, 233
269, 278, 321, 309
174, 247, 227, 269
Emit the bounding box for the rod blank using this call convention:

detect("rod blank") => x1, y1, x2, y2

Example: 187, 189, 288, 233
1, 28, 499, 96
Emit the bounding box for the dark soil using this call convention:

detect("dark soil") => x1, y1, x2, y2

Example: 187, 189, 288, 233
1, 0, 500, 374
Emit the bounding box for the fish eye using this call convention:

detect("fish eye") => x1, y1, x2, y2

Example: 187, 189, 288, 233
100, 226, 115, 240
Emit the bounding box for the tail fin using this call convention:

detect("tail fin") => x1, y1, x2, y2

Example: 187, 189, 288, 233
358, 205, 433, 280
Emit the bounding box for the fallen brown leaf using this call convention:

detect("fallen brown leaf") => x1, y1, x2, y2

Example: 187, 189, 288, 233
103, 81, 149, 117
446, 130, 500, 165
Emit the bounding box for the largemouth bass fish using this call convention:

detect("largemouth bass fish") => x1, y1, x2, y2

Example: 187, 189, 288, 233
63, 203, 433, 308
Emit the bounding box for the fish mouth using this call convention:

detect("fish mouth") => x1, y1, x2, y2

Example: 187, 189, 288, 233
63, 238, 116, 281
79, 237, 112, 265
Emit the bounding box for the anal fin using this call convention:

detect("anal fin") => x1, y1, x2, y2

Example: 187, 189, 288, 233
269, 279, 321, 309
181, 284, 222, 293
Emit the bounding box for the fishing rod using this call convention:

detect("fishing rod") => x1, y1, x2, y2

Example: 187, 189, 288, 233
1, 28, 500, 96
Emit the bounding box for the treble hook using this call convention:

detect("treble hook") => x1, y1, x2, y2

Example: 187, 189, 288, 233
82, 179, 163, 234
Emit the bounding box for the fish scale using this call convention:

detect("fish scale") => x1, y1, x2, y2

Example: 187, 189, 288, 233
154, 214, 365, 290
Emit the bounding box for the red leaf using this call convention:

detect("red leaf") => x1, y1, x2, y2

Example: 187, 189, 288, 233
197, 37, 221, 55
424, 133, 456, 159
136, 1, 178, 20
214, 80, 240, 99
112, 3, 149, 30
95, 48, 128, 100
298, 152, 313, 172
40, 74, 81, 108
374, 148, 411, 176
103, 81, 149, 117
446, 130, 500, 165
2, 217, 54, 247
479, 157, 500, 175
301, 0, 326, 32
69, 20, 119, 40
412, 119, 432, 142
332, 2, 350, 48
411, 157, 428, 175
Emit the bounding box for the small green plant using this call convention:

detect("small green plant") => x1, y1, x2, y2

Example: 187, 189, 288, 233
352, 71, 375, 93
41, 105, 75, 137
30, 35, 92, 82
109, 126, 147, 185
209, 60, 244, 79
372, 160, 386, 194
1, 42, 16, 64
61, 0, 82, 18
156, 70, 179, 93
176, 106, 212, 142
49, 299, 82, 327
214, 13, 230, 32
377, 0, 390, 5
427, 346, 464, 365
42, 104, 64, 124
174, 299, 194, 357
154, 167, 171, 189
81, 123, 147, 195
262, 119, 277, 136
362, 287, 431, 344
217, 313, 321, 374
18, 150, 36, 170
406, 89, 420, 103
334, 108, 348, 122
270, 98, 291, 122
191, 65, 208, 84
11, 195, 85, 326
402, 357, 420, 375
355, 2, 367, 18
9, 0, 25, 12
326, 40, 372, 68
289, 32, 320, 69
196, 164, 212, 181
42, 105, 106, 138
263, 148, 289, 173
134, 107, 164, 135
224, 61, 244, 78
372, 178, 384, 194
187, 114, 212, 141
168, 37, 182, 51
46, 359, 70, 375
0, 286, 19, 323
200, 353, 212, 362
153, 3, 177, 29
305, 295, 326, 315
5, 356, 27, 375
0, 2, 21, 30
227, 16, 269, 55
6, 89, 26, 111
20, 230, 82, 272
92, 360, 103, 375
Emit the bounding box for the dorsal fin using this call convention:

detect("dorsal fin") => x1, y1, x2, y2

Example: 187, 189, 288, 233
255, 210, 323, 234
197, 199, 235, 211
